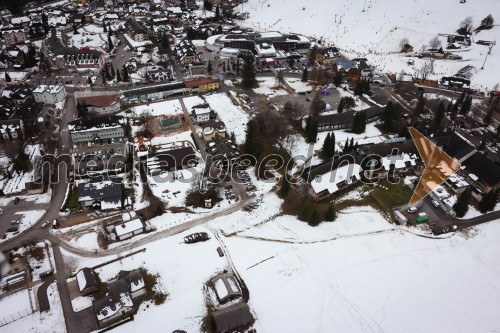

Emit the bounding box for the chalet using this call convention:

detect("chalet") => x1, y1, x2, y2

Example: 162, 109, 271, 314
307, 160, 363, 201
200, 120, 226, 141
461, 152, 500, 196
318, 47, 340, 64
76, 267, 99, 296
176, 40, 202, 65
117, 270, 146, 299
147, 67, 174, 82
94, 280, 134, 328
332, 58, 360, 81
192, 105, 211, 123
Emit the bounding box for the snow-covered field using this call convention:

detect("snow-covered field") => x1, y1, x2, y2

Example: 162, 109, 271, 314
64, 227, 228, 333
204, 93, 251, 144
241, 0, 500, 91
0, 282, 66, 332
286, 78, 311, 93
131, 99, 183, 117
253, 77, 290, 97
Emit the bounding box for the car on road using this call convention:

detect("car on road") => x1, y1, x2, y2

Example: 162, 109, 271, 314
41, 221, 50, 229
0, 208, 3, 214
407, 207, 417, 213
39, 270, 53, 278
14, 197, 19, 205
6, 227, 19, 233
432, 200, 440, 208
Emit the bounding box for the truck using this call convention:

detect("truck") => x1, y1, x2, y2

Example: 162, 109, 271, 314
416, 214, 429, 224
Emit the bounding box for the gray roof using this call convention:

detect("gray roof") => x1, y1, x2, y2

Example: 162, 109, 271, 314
78, 267, 98, 290
93, 279, 129, 315
212, 303, 253, 333
77, 176, 122, 202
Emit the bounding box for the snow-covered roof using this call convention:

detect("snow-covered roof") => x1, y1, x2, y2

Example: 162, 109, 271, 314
193, 106, 210, 115
33, 84, 65, 94
114, 219, 143, 237
311, 163, 362, 195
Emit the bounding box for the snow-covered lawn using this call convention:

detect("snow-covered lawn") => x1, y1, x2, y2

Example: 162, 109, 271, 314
0, 282, 66, 332
70, 232, 100, 251
182, 95, 205, 111
64, 227, 228, 333
284, 123, 385, 166
71, 296, 93, 312
150, 129, 197, 149
286, 78, 311, 93
241, 0, 500, 91
131, 99, 183, 117
219, 211, 500, 332
0, 289, 33, 321
253, 77, 289, 98
204, 93, 250, 144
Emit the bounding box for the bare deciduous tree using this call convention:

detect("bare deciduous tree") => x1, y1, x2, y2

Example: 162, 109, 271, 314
459, 16, 473, 35
399, 37, 409, 50
429, 36, 441, 50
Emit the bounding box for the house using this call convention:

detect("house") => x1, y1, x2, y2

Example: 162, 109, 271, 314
318, 47, 340, 64
461, 152, 500, 196
77, 176, 122, 210
1, 28, 29, 44
212, 303, 253, 333
176, 40, 202, 64
117, 270, 146, 299
114, 219, 144, 240
93, 270, 145, 328
192, 105, 211, 123
36, 106, 59, 129
200, 120, 226, 141
145, 146, 197, 174
10, 16, 31, 28
68, 116, 124, 144
185, 77, 220, 93
331, 58, 360, 81
147, 67, 174, 82
94, 279, 134, 328
211, 273, 242, 304
33, 85, 67, 105
0, 119, 24, 141
307, 161, 363, 201
75, 92, 122, 115
76, 268, 99, 296
305, 106, 383, 132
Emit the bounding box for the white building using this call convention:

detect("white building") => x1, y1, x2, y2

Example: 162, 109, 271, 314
33, 85, 67, 105
114, 219, 144, 240
192, 106, 211, 123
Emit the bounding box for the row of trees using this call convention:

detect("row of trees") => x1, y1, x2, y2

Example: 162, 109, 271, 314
453, 187, 499, 217
337, 96, 356, 113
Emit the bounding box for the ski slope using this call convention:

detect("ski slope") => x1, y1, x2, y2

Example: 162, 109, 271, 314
241, 0, 500, 91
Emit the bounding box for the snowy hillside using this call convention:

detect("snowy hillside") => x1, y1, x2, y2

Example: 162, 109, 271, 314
241, 0, 500, 91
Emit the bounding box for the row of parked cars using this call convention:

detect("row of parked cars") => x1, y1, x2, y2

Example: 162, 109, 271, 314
237, 170, 256, 192
74, 148, 122, 162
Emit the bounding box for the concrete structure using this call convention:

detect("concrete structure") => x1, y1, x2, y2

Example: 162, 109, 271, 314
77, 176, 122, 209
75, 91, 122, 115
68, 116, 124, 144
33, 85, 67, 105
1, 28, 29, 44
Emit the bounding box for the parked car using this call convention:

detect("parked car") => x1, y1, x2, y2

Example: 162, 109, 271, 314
407, 207, 417, 213
38, 270, 53, 278
431, 200, 440, 208
0, 208, 3, 214
41, 221, 50, 229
